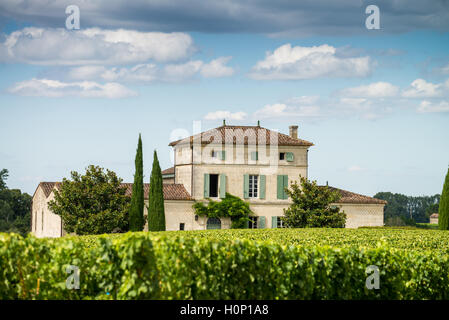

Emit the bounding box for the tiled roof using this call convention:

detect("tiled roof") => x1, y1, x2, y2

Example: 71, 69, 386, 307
430, 213, 439, 218
36, 182, 60, 197
161, 167, 174, 175
37, 182, 191, 201
325, 186, 387, 205
169, 125, 314, 147
121, 183, 191, 200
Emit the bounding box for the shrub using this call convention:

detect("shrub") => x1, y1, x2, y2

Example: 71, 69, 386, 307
193, 193, 253, 228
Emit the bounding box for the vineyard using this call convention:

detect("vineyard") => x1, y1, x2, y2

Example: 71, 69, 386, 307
1, 228, 449, 300
76, 227, 449, 251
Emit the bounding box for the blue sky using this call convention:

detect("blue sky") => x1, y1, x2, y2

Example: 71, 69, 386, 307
0, 1, 448, 197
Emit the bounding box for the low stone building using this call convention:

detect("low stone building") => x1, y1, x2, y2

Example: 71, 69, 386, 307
430, 213, 439, 224
31, 123, 386, 237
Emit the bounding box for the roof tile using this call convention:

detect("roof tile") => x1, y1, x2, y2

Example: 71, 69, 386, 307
37, 182, 191, 201
169, 125, 314, 147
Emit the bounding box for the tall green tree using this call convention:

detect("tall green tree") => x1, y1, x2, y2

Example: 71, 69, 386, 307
0, 169, 32, 235
129, 134, 145, 231
147, 150, 165, 231
0, 169, 8, 190
48, 165, 130, 235
439, 167, 449, 230
282, 176, 346, 228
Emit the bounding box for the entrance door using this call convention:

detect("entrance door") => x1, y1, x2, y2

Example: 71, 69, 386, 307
206, 217, 222, 230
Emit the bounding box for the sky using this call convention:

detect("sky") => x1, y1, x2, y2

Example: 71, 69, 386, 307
0, 0, 448, 197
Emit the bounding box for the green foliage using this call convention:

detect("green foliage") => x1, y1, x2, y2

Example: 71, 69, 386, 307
282, 176, 346, 228
0, 169, 32, 235
0, 169, 8, 190
48, 165, 130, 235
147, 151, 165, 231
375, 192, 440, 224
3, 230, 449, 299
129, 134, 145, 231
193, 193, 253, 228
439, 168, 449, 230
75, 227, 449, 252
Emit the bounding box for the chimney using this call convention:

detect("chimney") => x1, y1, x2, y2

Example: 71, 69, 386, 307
289, 125, 298, 139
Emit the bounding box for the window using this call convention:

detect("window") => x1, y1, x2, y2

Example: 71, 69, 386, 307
279, 152, 285, 160
249, 216, 258, 229
250, 151, 258, 161
205, 173, 226, 198
179, 223, 185, 230
211, 150, 225, 160
249, 175, 258, 198
277, 175, 288, 199
195, 215, 199, 221
209, 174, 219, 197
277, 217, 285, 228
41, 210, 44, 231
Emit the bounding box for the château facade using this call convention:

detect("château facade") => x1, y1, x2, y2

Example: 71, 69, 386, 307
31, 123, 386, 237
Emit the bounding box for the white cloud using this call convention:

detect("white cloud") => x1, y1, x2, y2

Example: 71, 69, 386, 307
254, 103, 322, 119
200, 57, 235, 78
401, 79, 444, 98
64, 57, 234, 83
249, 44, 371, 80
0, 27, 195, 65
163, 60, 204, 81
66, 66, 109, 80
417, 100, 449, 113
204, 110, 247, 121
8, 78, 136, 99
347, 165, 364, 172
339, 82, 399, 98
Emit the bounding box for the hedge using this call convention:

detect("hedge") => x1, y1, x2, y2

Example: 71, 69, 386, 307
1, 232, 449, 300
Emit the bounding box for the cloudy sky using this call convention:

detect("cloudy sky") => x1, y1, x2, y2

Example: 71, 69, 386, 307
1, 0, 448, 196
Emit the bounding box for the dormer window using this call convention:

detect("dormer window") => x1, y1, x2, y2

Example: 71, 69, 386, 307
211, 150, 225, 160
280, 152, 294, 162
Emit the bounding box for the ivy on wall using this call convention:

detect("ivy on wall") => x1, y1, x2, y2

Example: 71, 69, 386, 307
192, 193, 253, 228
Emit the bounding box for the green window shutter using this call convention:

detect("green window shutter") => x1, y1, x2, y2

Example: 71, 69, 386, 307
219, 174, 226, 199
250, 151, 258, 161
258, 216, 266, 229
259, 175, 266, 199
283, 175, 289, 199
243, 174, 249, 199
204, 173, 210, 198
244, 219, 249, 229
221, 150, 226, 160
271, 216, 278, 228
277, 175, 283, 199
286, 152, 294, 162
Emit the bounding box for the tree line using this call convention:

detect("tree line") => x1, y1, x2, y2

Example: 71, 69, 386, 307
374, 192, 440, 225
0, 169, 32, 235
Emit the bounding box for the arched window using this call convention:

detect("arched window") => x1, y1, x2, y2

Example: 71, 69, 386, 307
206, 217, 221, 230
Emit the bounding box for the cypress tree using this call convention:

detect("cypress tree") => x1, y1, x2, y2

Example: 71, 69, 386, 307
148, 150, 166, 231
129, 134, 144, 231
439, 167, 449, 230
